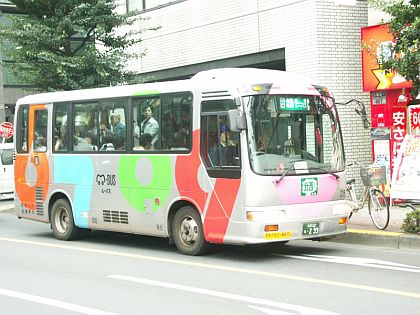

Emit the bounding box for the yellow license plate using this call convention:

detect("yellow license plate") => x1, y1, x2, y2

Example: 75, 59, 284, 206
264, 231, 293, 240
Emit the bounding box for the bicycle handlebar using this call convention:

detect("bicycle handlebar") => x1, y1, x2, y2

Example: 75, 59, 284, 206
346, 161, 367, 169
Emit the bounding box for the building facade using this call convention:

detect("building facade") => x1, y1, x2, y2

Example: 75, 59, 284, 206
124, 0, 372, 188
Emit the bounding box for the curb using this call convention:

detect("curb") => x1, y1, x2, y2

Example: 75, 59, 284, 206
329, 229, 420, 251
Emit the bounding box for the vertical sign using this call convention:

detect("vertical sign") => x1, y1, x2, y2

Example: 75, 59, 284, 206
390, 108, 406, 176
409, 105, 420, 134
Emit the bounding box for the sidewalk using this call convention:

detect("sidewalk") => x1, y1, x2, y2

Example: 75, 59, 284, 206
330, 205, 420, 250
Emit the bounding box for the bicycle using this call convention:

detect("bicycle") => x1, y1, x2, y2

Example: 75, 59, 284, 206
346, 161, 390, 230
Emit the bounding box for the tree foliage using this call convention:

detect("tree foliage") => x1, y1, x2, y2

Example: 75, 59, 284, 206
0, 0, 156, 91
370, 0, 420, 99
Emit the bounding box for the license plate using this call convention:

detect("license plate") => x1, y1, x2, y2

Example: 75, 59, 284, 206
264, 231, 293, 240
302, 222, 320, 235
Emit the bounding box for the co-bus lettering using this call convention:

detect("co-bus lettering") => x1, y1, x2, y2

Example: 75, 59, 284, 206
96, 174, 116, 186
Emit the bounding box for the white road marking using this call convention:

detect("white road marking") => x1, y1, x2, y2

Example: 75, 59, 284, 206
276, 254, 420, 273
0, 288, 116, 315
108, 274, 338, 315
1, 237, 420, 299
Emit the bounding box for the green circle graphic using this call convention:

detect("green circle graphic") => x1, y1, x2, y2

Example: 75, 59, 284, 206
118, 156, 172, 212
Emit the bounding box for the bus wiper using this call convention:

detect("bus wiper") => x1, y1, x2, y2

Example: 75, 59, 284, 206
308, 167, 340, 179
273, 168, 292, 184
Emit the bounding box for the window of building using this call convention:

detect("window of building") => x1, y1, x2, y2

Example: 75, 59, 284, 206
126, 0, 183, 12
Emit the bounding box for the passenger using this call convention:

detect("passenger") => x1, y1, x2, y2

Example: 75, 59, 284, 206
134, 133, 153, 151
100, 112, 125, 149
209, 124, 238, 166
177, 98, 192, 147
138, 105, 159, 147
171, 131, 188, 150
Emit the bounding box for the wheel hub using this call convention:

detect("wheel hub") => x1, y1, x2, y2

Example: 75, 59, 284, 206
180, 216, 199, 245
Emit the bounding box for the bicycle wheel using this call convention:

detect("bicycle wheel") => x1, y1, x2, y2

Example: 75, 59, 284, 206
368, 188, 390, 230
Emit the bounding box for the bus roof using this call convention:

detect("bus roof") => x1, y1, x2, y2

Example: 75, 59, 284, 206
16, 68, 323, 105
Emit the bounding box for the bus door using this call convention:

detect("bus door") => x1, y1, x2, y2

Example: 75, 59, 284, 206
15, 104, 50, 215
199, 98, 242, 243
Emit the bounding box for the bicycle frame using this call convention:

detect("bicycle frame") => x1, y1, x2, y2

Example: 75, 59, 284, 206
346, 182, 370, 212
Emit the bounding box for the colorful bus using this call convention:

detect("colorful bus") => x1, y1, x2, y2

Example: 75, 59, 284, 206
13, 68, 348, 255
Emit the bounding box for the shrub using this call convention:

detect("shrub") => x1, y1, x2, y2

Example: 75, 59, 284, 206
401, 210, 420, 234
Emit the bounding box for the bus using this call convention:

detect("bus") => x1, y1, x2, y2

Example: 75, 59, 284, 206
13, 68, 348, 255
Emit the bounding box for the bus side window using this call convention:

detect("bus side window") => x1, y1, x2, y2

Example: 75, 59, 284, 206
99, 99, 127, 151
161, 93, 192, 151
54, 104, 69, 152
133, 97, 160, 150
34, 110, 48, 153
17, 106, 29, 153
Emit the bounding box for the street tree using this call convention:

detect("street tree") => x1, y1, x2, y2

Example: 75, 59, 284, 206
370, 0, 420, 99
0, 0, 156, 91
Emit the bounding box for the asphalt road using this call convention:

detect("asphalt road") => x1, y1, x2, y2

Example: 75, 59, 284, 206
1, 209, 420, 315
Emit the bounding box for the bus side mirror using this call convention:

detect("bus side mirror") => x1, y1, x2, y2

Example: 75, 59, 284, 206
228, 109, 246, 132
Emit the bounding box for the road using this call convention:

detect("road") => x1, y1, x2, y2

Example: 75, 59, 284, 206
1, 206, 420, 315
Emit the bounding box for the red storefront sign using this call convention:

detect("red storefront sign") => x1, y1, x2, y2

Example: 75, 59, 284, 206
361, 25, 412, 92
409, 105, 420, 131
391, 108, 406, 172
0, 122, 14, 138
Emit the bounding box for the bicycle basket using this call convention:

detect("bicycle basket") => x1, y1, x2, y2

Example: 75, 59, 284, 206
360, 165, 387, 186
359, 168, 371, 186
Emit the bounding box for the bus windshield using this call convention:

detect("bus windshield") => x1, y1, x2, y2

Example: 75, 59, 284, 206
244, 94, 345, 176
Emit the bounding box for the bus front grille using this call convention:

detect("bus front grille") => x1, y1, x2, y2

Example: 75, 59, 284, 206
103, 210, 129, 225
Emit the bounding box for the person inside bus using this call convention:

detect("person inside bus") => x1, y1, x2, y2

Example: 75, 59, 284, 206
134, 133, 152, 151
176, 98, 192, 147
209, 124, 239, 167
54, 117, 92, 151
137, 105, 159, 147
171, 131, 188, 150
100, 112, 125, 149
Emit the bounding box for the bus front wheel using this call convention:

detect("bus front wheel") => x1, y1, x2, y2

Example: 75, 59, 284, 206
172, 206, 209, 256
51, 199, 88, 241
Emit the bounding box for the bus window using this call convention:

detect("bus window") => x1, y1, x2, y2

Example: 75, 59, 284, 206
54, 103, 69, 152
73, 103, 97, 151
34, 110, 48, 153
133, 97, 160, 150
201, 115, 239, 168
161, 93, 192, 150
16, 106, 28, 153
99, 99, 127, 151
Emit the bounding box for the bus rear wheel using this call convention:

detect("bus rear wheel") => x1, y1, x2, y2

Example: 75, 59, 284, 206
172, 206, 209, 256
51, 199, 88, 241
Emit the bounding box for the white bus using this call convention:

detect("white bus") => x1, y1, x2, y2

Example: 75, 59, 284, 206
0, 137, 14, 200
13, 68, 349, 255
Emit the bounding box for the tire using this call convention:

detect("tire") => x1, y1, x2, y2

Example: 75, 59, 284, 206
368, 188, 390, 230
172, 206, 209, 256
51, 199, 88, 240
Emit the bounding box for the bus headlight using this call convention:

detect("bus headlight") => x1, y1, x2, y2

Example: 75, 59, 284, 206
246, 210, 285, 221
246, 211, 264, 221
